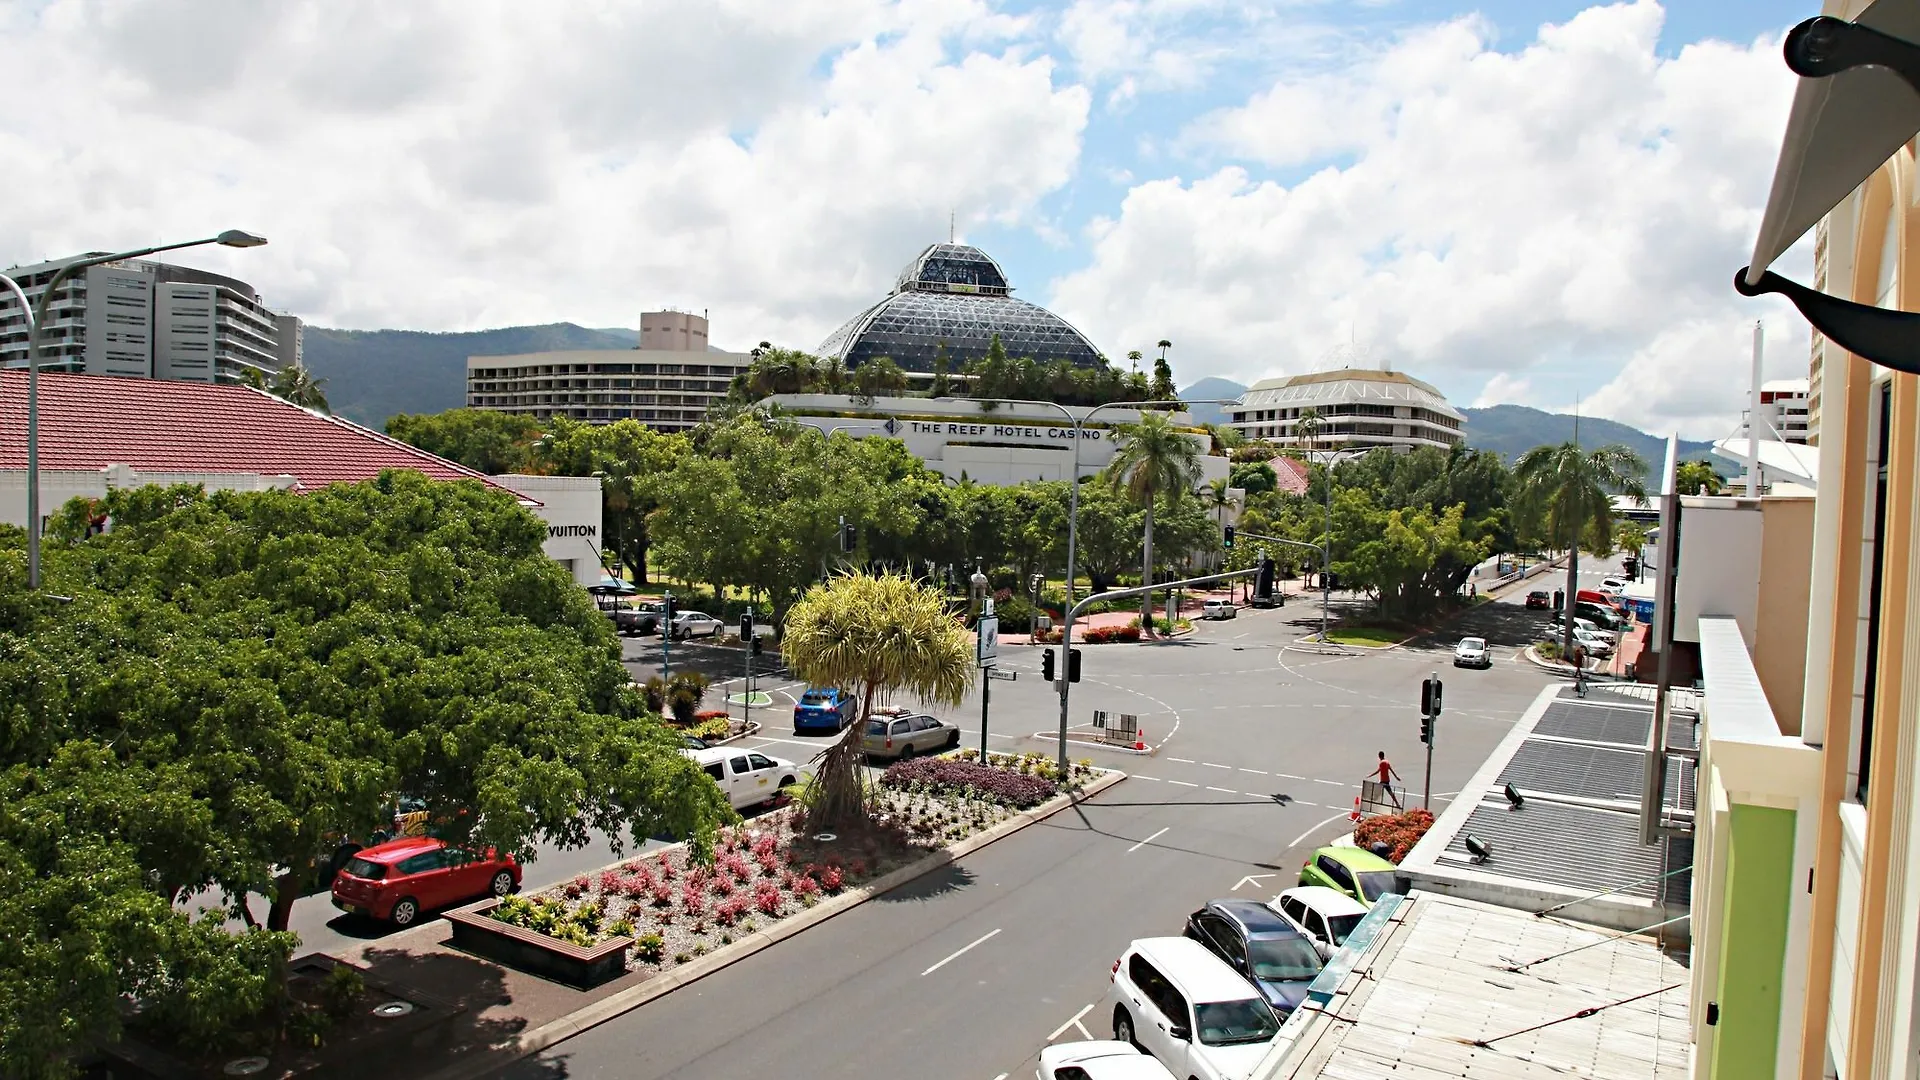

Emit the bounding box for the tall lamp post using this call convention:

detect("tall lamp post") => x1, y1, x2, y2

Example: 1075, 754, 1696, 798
17, 230, 268, 589
1313, 446, 1367, 641
966, 395, 1242, 768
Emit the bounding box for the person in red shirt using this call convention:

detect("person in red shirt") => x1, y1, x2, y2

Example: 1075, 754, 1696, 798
1370, 751, 1404, 810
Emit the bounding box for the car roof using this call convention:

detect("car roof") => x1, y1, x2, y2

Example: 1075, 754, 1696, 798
1458, 636, 1485, 645
1203, 899, 1303, 938
1126, 937, 1267, 1003
1277, 885, 1369, 916
354, 835, 443, 862
1312, 845, 1398, 872
1040, 1043, 1174, 1078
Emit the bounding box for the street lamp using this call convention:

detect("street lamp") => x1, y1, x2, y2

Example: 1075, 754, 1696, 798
969, 561, 989, 624
17, 230, 269, 589
966, 395, 1242, 762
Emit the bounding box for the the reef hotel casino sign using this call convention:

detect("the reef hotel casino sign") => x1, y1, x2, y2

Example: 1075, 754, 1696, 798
892, 419, 1117, 443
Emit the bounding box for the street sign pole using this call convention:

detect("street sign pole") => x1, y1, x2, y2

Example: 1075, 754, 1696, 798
977, 598, 999, 762
662, 589, 673, 682
981, 665, 991, 762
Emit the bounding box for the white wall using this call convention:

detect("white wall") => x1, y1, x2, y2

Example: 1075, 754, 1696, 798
492, 473, 605, 586
0, 466, 300, 532
1675, 498, 1765, 646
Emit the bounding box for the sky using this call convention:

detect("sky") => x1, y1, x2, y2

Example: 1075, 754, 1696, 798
0, 0, 1823, 439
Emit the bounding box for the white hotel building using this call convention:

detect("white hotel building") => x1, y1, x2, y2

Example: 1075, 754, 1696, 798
1226, 368, 1465, 454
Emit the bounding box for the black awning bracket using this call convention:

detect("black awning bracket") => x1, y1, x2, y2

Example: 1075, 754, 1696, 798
1735, 267, 1920, 375
1786, 15, 1920, 92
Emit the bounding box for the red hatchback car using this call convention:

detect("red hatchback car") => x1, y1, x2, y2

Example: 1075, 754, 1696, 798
330, 836, 520, 928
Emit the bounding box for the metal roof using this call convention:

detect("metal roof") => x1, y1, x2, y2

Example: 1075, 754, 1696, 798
1233, 368, 1462, 419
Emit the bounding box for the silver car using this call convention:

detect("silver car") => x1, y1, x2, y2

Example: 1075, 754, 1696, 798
861, 709, 962, 759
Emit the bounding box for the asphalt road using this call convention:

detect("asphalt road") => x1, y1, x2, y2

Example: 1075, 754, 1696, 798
499, 586, 1564, 1080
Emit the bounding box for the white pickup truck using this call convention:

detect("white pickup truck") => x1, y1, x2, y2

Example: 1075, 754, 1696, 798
682, 747, 800, 810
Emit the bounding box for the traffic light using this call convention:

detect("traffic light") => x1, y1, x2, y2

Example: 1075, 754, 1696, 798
838, 516, 856, 553
1421, 675, 1443, 717
750, 637, 763, 655
1420, 715, 1433, 744
1255, 556, 1275, 600
662, 594, 675, 622
1223, 525, 1235, 549
1068, 648, 1082, 683
740, 610, 754, 641
1042, 648, 1057, 682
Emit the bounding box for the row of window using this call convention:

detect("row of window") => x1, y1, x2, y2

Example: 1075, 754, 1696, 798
471, 394, 711, 408
468, 378, 729, 394
469, 361, 746, 378
1229, 404, 1461, 429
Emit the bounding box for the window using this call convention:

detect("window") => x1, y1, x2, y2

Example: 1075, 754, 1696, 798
1052, 1069, 1092, 1080
397, 850, 445, 875
1319, 856, 1355, 892
1128, 955, 1169, 1017
748, 753, 776, 771
1280, 897, 1308, 924
343, 857, 387, 880
1324, 912, 1362, 946
890, 720, 912, 737
728, 756, 750, 775
1193, 999, 1279, 1046
1247, 935, 1322, 981
1860, 381, 1892, 802
866, 720, 888, 736
1355, 871, 1397, 902
910, 716, 938, 732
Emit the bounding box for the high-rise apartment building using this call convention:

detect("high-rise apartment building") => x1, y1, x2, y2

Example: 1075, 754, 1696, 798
466, 310, 752, 432
1757, 378, 1812, 445
0, 253, 293, 383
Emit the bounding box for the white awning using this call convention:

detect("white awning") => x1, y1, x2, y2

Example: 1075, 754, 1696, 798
1712, 438, 1821, 488
1747, 0, 1920, 282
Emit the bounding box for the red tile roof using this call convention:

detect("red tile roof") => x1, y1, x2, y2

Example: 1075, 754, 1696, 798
0, 371, 526, 498
1271, 455, 1311, 495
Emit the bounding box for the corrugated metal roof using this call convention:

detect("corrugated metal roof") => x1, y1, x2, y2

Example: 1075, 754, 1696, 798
1444, 800, 1693, 902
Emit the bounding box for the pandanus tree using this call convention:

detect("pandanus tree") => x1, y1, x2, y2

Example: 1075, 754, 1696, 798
780, 572, 975, 828
1107, 413, 1205, 635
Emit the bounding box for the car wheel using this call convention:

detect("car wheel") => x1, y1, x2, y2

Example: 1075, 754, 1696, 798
490, 871, 515, 898
1114, 1007, 1137, 1048
389, 897, 422, 928
946, 729, 960, 748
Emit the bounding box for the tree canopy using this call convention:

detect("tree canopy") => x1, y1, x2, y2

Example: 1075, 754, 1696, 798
0, 473, 730, 1074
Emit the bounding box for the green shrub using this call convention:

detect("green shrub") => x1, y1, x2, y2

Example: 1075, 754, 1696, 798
667, 671, 709, 724
635, 934, 666, 963
320, 965, 365, 1021
605, 917, 635, 939
690, 716, 732, 741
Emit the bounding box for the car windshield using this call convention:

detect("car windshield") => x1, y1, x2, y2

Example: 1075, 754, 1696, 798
1248, 935, 1323, 981
1355, 870, 1398, 902
1459, 639, 1485, 650
343, 857, 387, 880
1193, 999, 1279, 1046
1325, 912, 1363, 946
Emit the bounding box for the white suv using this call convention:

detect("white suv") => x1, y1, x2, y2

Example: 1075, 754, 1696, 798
1202, 599, 1237, 620
1105, 937, 1279, 1079
1268, 887, 1368, 961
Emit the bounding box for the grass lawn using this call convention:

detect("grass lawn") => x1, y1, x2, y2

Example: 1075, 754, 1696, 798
1323, 626, 1409, 647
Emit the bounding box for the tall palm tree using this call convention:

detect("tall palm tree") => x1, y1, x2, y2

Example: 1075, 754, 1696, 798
1198, 477, 1232, 574
1107, 413, 1205, 636
781, 572, 975, 827
266, 365, 331, 413
1514, 441, 1648, 662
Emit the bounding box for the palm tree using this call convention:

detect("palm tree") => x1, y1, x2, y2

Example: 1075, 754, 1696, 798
264, 365, 331, 412
781, 572, 975, 828
1198, 477, 1232, 573
1107, 413, 1205, 636
1126, 349, 1143, 374
1514, 441, 1648, 662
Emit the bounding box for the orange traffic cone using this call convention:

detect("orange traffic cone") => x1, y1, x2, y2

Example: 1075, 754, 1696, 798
1134, 726, 1147, 751
1349, 796, 1362, 823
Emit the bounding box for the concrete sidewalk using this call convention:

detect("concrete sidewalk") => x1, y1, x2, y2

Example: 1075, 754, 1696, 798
1000, 580, 1317, 644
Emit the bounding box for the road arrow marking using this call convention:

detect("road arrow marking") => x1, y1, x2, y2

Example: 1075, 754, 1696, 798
1232, 873, 1274, 892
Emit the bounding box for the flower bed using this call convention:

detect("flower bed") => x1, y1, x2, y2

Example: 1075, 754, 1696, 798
1354, 808, 1435, 862
480, 754, 1099, 981
1083, 625, 1143, 644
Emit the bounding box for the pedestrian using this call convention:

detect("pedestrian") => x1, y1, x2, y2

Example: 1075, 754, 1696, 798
1370, 751, 1404, 811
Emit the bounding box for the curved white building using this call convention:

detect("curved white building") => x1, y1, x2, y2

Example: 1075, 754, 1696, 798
1226, 368, 1464, 453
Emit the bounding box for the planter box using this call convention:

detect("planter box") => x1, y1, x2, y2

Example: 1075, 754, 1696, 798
93, 954, 463, 1079
444, 899, 633, 989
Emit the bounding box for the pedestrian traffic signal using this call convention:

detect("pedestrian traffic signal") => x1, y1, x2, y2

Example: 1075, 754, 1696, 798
1042, 648, 1057, 682
1223, 525, 1235, 549
750, 637, 763, 655
740, 610, 754, 641
662, 594, 675, 622
1420, 715, 1433, 744
838, 516, 856, 553
1255, 556, 1275, 600
1420, 675, 1443, 717
1068, 647, 1082, 683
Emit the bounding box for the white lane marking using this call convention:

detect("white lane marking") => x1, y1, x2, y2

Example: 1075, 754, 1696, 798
921, 928, 1002, 976
1049, 1003, 1095, 1042
1167, 779, 1199, 788
1285, 812, 1356, 851
1292, 801, 1320, 808
1202, 762, 1231, 770
1127, 827, 1170, 853
1275, 773, 1304, 780
1169, 757, 1196, 763
1312, 778, 1345, 787
992, 1074, 1008, 1080
1238, 767, 1268, 775
1073, 1018, 1093, 1039
1133, 775, 1161, 781
1206, 786, 1238, 794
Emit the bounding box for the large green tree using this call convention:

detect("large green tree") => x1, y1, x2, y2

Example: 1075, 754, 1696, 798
1106, 414, 1205, 633
386, 408, 544, 475
0, 474, 731, 1074
1514, 441, 1649, 657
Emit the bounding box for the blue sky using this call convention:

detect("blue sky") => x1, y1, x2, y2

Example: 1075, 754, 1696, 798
0, 0, 1819, 436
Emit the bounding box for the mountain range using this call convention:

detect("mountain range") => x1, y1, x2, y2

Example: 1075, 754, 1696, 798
304, 322, 1721, 475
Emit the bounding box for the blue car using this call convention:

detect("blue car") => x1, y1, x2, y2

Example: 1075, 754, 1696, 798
1184, 899, 1325, 1017
794, 687, 858, 733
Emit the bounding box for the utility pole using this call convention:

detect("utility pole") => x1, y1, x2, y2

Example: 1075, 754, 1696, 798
1420, 672, 1442, 810
661, 589, 674, 681
740, 609, 754, 728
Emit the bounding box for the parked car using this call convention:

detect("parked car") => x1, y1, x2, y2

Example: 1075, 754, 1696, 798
680, 733, 711, 751
1183, 900, 1325, 1017
794, 686, 859, 733
683, 747, 799, 811
612, 599, 666, 636
1549, 612, 1616, 644
1524, 590, 1551, 610
1201, 599, 1237, 620
1038, 1041, 1176, 1080
1452, 637, 1491, 668
1599, 577, 1630, 596
1268, 886, 1369, 961
861, 707, 962, 760
1106, 937, 1281, 1079
1571, 626, 1614, 658
330, 836, 519, 928
670, 611, 726, 640
1298, 846, 1400, 905
1574, 601, 1625, 631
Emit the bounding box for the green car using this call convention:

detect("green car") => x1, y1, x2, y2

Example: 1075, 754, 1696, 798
1298, 846, 1400, 905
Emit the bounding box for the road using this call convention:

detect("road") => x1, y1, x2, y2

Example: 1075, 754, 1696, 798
498, 587, 1564, 1080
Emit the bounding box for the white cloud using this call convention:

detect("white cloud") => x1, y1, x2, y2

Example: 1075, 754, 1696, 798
0, 0, 1086, 346
1472, 372, 1533, 409
1048, 0, 1808, 438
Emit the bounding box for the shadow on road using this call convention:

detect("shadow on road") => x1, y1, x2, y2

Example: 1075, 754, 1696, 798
874, 861, 979, 904
351, 945, 572, 1080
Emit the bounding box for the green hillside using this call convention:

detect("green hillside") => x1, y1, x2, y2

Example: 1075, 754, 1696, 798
303, 323, 636, 428
1179, 377, 1249, 426
1459, 404, 1720, 477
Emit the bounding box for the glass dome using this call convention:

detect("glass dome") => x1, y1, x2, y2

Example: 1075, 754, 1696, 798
817, 243, 1104, 372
